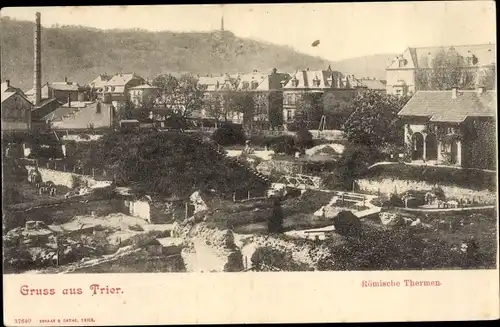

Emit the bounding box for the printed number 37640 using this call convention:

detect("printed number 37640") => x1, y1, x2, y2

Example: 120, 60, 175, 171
14, 319, 32, 324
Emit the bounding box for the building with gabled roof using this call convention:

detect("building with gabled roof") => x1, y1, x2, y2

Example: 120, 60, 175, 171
386, 43, 496, 96
398, 86, 496, 169
1, 80, 33, 133
98, 73, 145, 108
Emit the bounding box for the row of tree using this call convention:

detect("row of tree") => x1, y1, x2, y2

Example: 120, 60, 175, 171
415, 48, 495, 90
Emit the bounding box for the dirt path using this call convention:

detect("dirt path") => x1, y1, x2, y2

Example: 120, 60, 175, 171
181, 238, 227, 272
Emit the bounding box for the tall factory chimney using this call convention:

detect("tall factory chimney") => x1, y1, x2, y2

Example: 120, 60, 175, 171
34, 12, 42, 105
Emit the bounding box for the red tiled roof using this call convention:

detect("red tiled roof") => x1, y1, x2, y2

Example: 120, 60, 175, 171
398, 90, 496, 122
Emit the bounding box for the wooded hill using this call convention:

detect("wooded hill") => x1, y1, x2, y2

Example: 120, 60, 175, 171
1, 16, 394, 90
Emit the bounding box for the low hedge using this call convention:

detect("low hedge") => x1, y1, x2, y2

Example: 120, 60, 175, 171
362, 164, 496, 191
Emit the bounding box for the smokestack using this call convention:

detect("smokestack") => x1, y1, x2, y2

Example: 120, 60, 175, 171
34, 12, 42, 105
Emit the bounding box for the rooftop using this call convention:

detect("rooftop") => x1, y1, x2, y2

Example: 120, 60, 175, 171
106, 73, 144, 86
129, 84, 161, 90
398, 89, 496, 123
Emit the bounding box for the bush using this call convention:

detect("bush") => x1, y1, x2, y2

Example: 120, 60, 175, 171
295, 128, 314, 149
269, 136, 297, 155
212, 124, 247, 146
331, 142, 383, 190
389, 194, 403, 207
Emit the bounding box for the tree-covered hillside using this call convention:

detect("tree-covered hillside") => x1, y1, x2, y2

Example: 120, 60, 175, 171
1, 16, 394, 90
1, 16, 332, 89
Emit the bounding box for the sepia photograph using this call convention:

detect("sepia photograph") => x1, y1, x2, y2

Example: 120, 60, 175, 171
1, 2, 497, 279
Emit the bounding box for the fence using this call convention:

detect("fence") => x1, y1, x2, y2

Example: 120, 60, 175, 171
231, 190, 269, 203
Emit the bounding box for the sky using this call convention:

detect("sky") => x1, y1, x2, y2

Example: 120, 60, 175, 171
1, 2, 496, 62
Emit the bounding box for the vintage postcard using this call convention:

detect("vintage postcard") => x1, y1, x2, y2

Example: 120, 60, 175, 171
2, 2, 499, 325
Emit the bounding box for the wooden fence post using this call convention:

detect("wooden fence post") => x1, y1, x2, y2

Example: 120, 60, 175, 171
247, 191, 250, 200
185, 202, 188, 219
63, 164, 66, 172
73, 166, 76, 173
46, 162, 49, 169
92, 168, 95, 178
233, 192, 236, 202
54, 162, 57, 170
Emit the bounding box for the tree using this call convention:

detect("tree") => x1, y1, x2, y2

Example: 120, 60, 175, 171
152, 74, 206, 120
415, 48, 477, 90
295, 128, 314, 149
293, 92, 324, 129
226, 91, 255, 128
202, 93, 226, 126
322, 92, 354, 129
342, 90, 410, 147
115, 100, 135, 123
268, 198, 284, 233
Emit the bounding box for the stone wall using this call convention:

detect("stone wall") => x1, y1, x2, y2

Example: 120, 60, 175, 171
357, 178, 497, 204
4, 199, 123, 230
25, 166, 103, 188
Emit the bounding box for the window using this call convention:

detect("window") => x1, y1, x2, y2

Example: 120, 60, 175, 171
287, 110, 292, 121
313, 78, 321, 87
96, 102, 101, 114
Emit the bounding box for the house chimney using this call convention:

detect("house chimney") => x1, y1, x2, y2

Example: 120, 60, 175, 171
451, 87, 458, 99
6, 79, 10, 87
34, 12, 42, 105
65, 77, 68, 83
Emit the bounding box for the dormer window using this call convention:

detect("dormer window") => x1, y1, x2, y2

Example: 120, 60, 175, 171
242, 81, 250, 90
398, 56, 408, 67
312, 76, 321, 87
111, 86, 115, 92
251, 81, 259, 90
291, 77, 299, 87
104, 86, 109, 92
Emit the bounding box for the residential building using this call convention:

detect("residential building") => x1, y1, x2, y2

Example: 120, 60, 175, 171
88, 74, 112, 95
1, 80, 33, 132
197, 70, 290, 127
398, 86, 496, 169
99, 73, 145, 108
198, 73, 242, 124
282, 66, 360, 123
128, 84, 161, 108
25, 78, 89, 104
386, 44, 496, 96
235, 69, 290, 128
